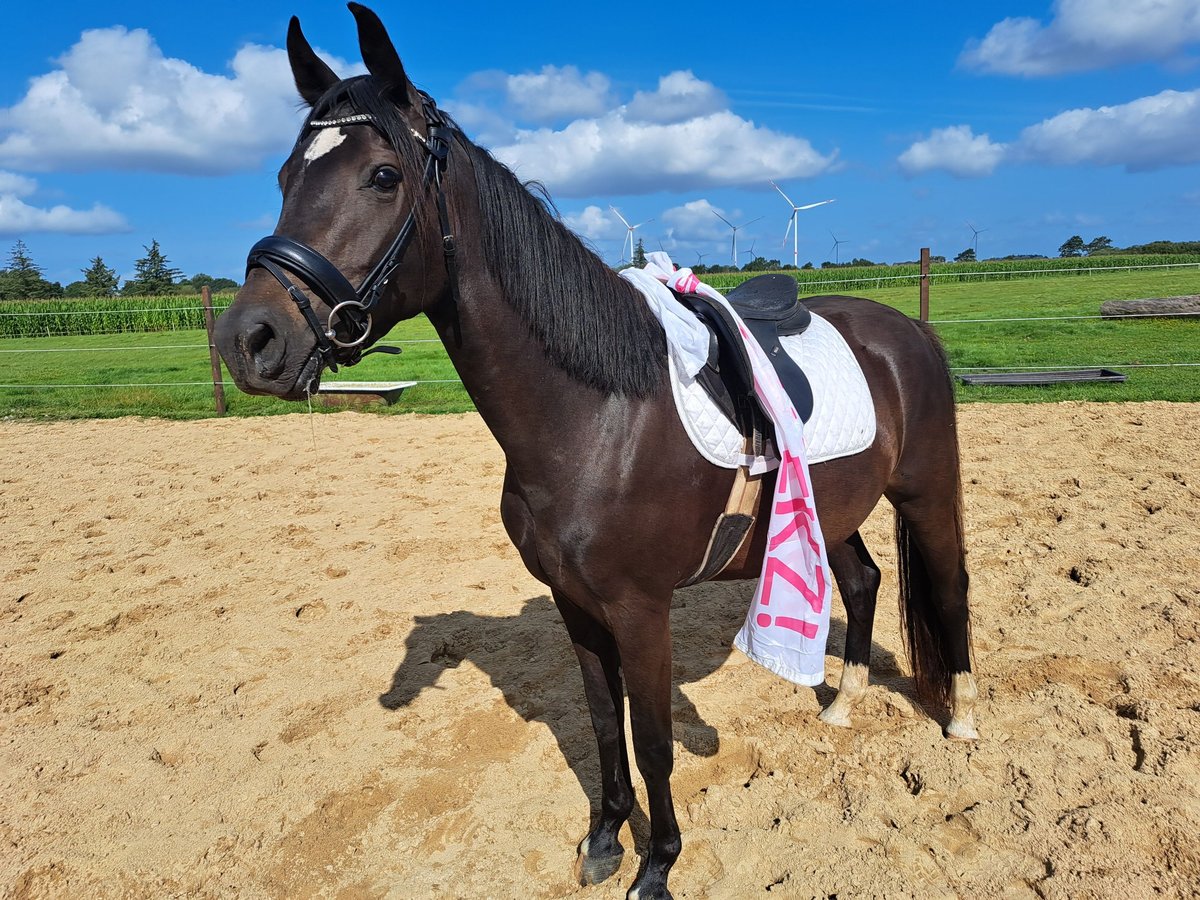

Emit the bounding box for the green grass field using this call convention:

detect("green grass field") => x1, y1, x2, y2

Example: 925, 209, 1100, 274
0, 265, 1196, 419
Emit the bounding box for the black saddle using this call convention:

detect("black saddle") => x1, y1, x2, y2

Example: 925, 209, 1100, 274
671, 274, 814, 443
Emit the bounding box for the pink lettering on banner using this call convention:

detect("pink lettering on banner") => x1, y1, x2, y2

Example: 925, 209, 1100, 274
769, 498, 821, 555
755, 612, 819, 638
675, 272, 700, 294
751, 443, 826, 640
760, 555, 826, 615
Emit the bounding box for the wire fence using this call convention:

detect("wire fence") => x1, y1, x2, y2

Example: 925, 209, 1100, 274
0, 260, 1196, 414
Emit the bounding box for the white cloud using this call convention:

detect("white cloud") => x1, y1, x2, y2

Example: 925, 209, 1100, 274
492, 109, 836, 197
661, 199, 730, 241
897, 125, 1007, 177
1016, 88, 1200, 170
0, 171, 37, 197
456, 65, 613, 130
626, 71, 727, 124
0, 26, 358, 175
898, 88, 1200, 176
961, 0, 1200, 76
504, 65, 613, 122
0, 171, 129, 234
562, 204, 614, 240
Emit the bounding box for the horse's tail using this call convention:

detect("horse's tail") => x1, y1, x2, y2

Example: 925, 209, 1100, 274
895, 319, 969, 708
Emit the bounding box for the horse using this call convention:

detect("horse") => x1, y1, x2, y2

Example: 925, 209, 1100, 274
214, 6, 977, 898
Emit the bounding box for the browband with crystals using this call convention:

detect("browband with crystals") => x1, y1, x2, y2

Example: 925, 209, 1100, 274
309, 113, 376, 128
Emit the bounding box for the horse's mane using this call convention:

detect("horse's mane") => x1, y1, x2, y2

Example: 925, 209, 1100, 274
307, 76, 667, 399
461, 141, 667, 398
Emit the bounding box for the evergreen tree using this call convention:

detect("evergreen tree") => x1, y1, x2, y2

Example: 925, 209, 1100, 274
1085, 235, 1114, 255
81, 256, 120, 297
954, 247, 976, 263
124, 240, 183, 295
632, 237, 648, 268
0, 240, 61, 300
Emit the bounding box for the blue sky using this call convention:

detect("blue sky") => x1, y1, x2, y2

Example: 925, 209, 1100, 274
2, 0, 1199, 284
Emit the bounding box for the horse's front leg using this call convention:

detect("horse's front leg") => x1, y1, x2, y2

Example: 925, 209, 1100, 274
554, 592, 634, 886
612, 601, 680, 900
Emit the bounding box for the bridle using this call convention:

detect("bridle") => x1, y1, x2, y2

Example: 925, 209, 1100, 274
245, 91, 460, 371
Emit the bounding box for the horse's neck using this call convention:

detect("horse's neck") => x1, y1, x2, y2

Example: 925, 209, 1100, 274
426, 283, 630, 465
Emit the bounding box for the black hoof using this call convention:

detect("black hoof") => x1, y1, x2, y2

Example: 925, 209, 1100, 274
574, 836, 624, 886
575, 848, 624, 886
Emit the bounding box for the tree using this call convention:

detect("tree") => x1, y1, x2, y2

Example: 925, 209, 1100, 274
177, 272, 239, 295
631, 238, 648, 268
81, 256, 120, 297
1085, 235, 1113, 255
954, 247, 976, 263
0, 240, 62, 300
741, 256, 781, 272
123, 240, 183, 295
1059, 235, 1086, 257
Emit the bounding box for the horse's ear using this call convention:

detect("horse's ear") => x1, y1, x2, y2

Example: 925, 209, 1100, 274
287, 16, 340, 107
347, 3, 413, 106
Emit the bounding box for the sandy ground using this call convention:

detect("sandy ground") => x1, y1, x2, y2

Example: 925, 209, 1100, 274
2, 402, 1199, 899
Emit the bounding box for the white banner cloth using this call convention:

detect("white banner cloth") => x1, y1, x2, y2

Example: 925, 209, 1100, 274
621, 253, 832, 686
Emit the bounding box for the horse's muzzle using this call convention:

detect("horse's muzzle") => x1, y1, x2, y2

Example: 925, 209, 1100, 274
214, 293, 322, 400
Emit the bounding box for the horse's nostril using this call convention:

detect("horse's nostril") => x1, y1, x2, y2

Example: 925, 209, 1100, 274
242, 321, 285, 380
247, 322, 274, 357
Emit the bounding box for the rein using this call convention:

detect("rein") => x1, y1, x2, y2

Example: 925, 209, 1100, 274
245, 92, 460, 371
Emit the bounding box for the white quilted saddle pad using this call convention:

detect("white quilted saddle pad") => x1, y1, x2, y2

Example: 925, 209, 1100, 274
670, 312, 876, 468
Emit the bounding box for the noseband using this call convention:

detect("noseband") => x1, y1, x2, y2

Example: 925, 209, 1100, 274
245, 92, 459, 371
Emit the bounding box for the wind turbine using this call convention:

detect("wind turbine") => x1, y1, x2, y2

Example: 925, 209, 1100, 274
829, 231, 847, 265
770, 181, 835, 268
967, 221, 988, 257
610, 206, 653, 262
712, 210, 762, 266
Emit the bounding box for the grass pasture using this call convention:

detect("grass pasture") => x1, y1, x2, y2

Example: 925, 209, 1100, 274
0, 264, 1196, 419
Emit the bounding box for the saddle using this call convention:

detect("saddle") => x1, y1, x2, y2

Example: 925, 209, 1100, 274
671, 273, 814, 441
671, 273, 814, 587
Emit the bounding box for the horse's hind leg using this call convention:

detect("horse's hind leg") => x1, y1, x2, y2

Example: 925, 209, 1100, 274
819, 532, 881, 728
554, 592, 634, 886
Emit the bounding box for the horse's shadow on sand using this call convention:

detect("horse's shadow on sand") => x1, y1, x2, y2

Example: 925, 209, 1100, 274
378, 582, 905, 837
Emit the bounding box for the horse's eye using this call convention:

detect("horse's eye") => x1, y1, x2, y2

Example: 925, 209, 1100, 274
371, 166, 401, 192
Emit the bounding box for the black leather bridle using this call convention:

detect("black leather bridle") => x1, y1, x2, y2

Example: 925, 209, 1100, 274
245, 92, 460, 371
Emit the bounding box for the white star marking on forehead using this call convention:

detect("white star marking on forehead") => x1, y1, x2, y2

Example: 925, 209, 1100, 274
303, 127, 347, 166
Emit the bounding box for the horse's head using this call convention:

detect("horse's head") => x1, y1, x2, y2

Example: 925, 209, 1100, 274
215, 3, 456, 399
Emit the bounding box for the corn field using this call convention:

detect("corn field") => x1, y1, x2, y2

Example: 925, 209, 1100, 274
700, 253, 1200, 293
0, 295, 235, 339
2, 253, 1198, 338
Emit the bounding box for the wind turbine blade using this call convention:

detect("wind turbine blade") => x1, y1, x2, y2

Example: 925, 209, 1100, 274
610, 205, 632, 229
633, 218, 655, 229
743, 216, 764, 229
796, 199, 836, 211
782, 214, 794, 244
711, 210, 735, 229
769, 180, 796, 208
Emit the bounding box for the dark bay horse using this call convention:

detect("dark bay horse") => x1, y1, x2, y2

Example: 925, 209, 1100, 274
214, 6, 977, 897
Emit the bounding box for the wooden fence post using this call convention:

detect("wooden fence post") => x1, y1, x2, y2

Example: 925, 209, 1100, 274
919, 247, 930, 322
201, 286, 227, 416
